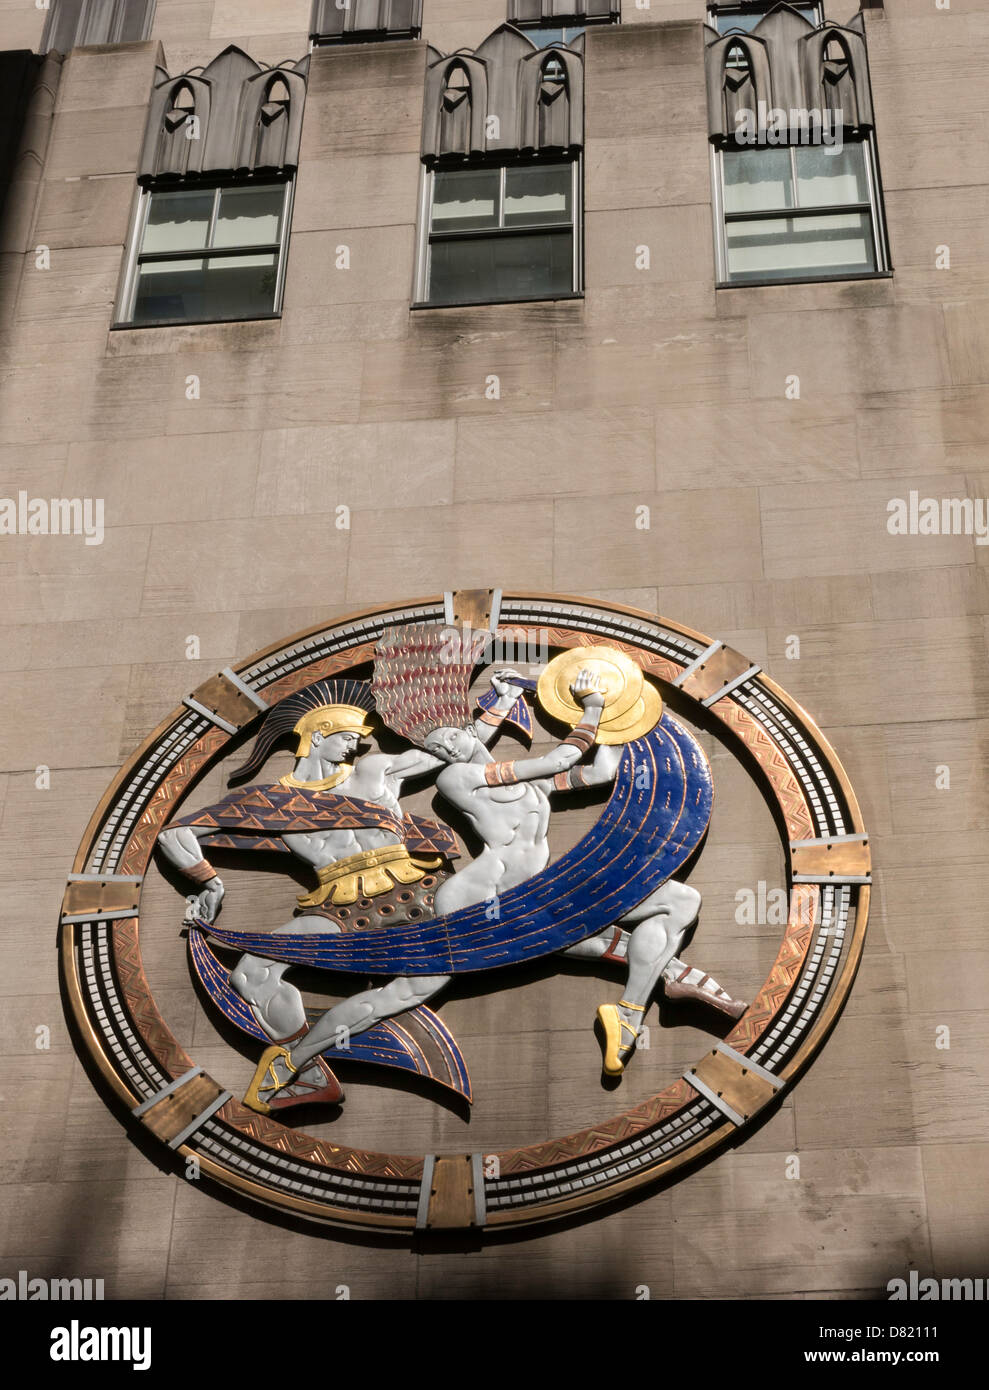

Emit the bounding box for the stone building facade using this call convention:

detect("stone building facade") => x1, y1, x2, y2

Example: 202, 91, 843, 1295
0, 0, 987, 1299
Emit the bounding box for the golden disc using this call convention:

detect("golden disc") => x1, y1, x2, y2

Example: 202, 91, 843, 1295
536, 645, 644, 728
596, 680, 664, 745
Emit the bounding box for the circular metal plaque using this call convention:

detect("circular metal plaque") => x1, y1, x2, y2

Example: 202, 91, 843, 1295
61, 593, 870, 1233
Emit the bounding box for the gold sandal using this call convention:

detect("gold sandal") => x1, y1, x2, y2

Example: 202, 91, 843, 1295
243, 1044, 297, 1116
596, 1001, 644, 1076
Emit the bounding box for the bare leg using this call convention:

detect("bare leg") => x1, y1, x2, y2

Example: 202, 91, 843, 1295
237, 907, 453, 1106
290, 973, 451, 1070
250, 972, 451, 1108
613, 904, 688, 1041
563, 932, 624, 963
230, 948, 343, 1103
229, 953, 305, 1039
235, 914, 354, 1113
596, 881, 699, 1074
566, 933, 745, 1017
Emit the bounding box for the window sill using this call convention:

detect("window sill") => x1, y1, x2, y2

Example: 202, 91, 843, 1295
715, 271, 893, 290
110, 313, 282, 331
411, 292, 584, 311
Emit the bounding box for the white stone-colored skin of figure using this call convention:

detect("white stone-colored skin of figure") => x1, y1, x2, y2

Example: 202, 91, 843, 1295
157, 728, 446, 1095
427, 672, 715, 1070
156, 670, 530, 1098
283, 668, 607, 1076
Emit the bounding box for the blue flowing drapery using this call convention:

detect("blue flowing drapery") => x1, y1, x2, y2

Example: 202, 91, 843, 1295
204, 714, 713, 976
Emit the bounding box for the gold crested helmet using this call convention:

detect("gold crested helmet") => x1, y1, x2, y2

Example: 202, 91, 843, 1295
228, 678, 376, 785
292, 703, 376, 757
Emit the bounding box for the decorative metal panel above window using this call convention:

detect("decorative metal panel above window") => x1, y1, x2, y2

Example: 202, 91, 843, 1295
138, 46, 309, 184
119, 46, 309, 326
708, 3, 822, 40
418, 27, 585, 306
310, 0, 422, 45
705, 5, 874, 143
422, 25, 584, 162
40, 0, 156, 54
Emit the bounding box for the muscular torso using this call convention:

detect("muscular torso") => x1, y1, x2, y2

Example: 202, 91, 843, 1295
433, 763, 551, 911
281, 755, 405, 869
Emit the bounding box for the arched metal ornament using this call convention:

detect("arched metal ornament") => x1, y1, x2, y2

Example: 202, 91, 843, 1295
61, 592, 870, 1233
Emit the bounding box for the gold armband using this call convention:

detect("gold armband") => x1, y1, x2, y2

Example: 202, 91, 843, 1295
479, 707, 508, 727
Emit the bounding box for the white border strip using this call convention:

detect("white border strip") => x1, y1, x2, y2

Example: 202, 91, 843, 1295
416, 1154, 436, 1229
61, 908, 140, 925
471, 1152, 487, 1228
702, 664, 762, 708
132, 1066, 204, 1117
220, 667, 270, 712
67, 874, 143, 884
488, 589, 503, 633
183, 696, 238, 735
715, 1043, 783, 1090
790, 833, 869, 848
793, 873, 872, 885
167, 1091, 233, 1151
672, 639, 723, 688
683, 1071, 744, 1127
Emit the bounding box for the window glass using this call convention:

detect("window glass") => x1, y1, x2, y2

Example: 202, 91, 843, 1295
133, 258, 206, 323
141, 189, 213, 254
200, 253, 280, 317
132, 253, 279, 324
432, 169, 499, 231
522, 27, 585, 47
504, 165, 571, 227
725, 212, 875, 280
428, 230, 573, 305
214, 186, 284, 248
723, 149, 794, 213
126, 181, 289, 325
795, 143, 869, 207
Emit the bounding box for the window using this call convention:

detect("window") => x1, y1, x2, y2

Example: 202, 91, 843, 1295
709, 2, 823, 34
713, 140, 888, 286
41, 0, 156, 55
416, 160, 581, 307
116, 181, 293, 327
518, 27, 586, 47
508, 0, 618, 28
309, 0, 422, 45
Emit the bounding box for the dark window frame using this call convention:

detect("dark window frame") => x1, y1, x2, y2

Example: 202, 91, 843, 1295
413, 155, 583, 309
711, 135, 891, 288
113, 176, 295, 329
